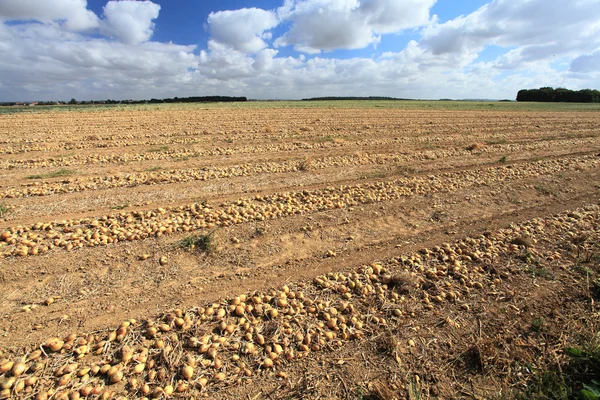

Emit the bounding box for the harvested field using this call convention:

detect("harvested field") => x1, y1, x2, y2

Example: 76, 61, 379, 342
0, 101, 599, 399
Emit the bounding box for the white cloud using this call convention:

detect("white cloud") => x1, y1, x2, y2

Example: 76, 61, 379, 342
359, 0, 433, 33
0, 0, 98, 31
208, 8, 278, 54
0, 0, 599, 102
0, 20, 199, 100
421, 0, 600, 68
100, 0, 161, 45
275, 0, 435, 53
252, 49, 279, 71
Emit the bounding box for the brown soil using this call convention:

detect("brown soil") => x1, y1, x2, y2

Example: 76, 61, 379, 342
0, 105, 599, 400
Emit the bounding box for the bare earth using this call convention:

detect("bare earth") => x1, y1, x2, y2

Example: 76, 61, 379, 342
0, 102, 599, 399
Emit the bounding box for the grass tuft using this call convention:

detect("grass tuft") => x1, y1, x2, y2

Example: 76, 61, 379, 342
0, 203, 10, 218
26, 168, 73, 180
521, 342, 600, 399
316, 135, 335, 142
177, 231, 216, 254
146, 145, 169, 153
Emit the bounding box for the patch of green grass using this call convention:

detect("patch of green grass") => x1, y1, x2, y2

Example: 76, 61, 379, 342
581, 381, 600, 400
526, 264, 549, 277
144, 166, 163, 172
531, 317, 546, 332
573, 264, 594, 276
254, 223, 267, 237
520, 337, 600, 399
111, 204, 130, 210
316, 135, 335, 142
0, 203, 10, 217
518, 251, 551, 277
519, 367, 569, 400
355, 385, 366, 400
518, 251, 538, 264
26, 168, 73, 180
498, 155, 507, 164
177, 231, 216, 254
146, 145, 169, 153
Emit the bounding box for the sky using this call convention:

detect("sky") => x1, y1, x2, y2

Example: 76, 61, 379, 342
0, 0, 599, 101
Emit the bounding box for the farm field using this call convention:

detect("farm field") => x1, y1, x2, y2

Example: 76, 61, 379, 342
0, 101, 599, 399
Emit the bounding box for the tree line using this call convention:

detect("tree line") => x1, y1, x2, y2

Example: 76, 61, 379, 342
76, 96, 248, 105
516, 87, 600, 103
1, 96, 247, 107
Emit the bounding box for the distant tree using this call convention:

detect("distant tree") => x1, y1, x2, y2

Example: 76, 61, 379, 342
69, 98, 78, 105
516, 87, 600, 103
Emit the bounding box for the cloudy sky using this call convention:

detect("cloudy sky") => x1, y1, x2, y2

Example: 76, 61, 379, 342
0, 0, 599, 101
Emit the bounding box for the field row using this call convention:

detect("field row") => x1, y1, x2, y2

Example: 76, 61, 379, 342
3, 129, 599, 174
1, 110, 598, 154
0, 137, 395, 169
2, 108, 598, 137
0, 201, 596, 399
3, 136, 598, 199
1, 154, 598, 258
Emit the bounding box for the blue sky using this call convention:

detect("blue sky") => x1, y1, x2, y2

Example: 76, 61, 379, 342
0, 0, 599, 101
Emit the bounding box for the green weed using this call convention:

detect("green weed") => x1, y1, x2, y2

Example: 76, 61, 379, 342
177, 231, 216, 254
26, 168, 73, 180
520, 337, 600, 399
531, 317, 546, 332
147, 145, 169, 153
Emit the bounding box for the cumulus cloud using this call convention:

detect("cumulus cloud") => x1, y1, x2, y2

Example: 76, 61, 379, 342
208, 8, 278, 53
421, 0, 600, 68
0, 0, 599, 102
275, 0, 435, 53
100, 0, 161, 45
359, 0, 434, 33
0, 18, 198, 100
252, 49, 280, 71
0, 0, 99, 31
